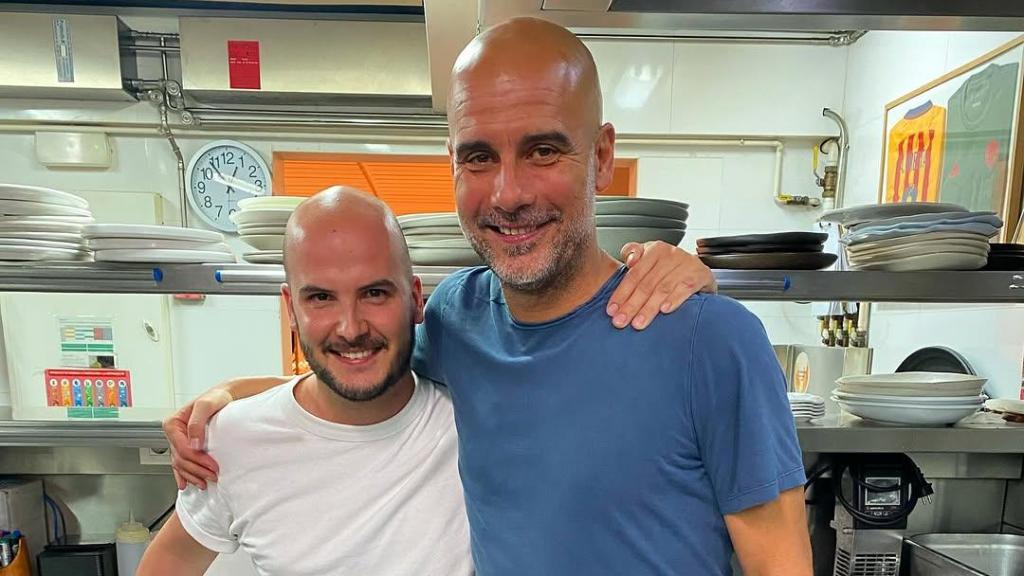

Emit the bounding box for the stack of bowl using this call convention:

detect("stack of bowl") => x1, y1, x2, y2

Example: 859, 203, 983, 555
595, 197, 688, 259
231, 196, 305, 264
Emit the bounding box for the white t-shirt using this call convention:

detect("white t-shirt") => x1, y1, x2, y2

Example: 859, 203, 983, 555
177, 373, 472, 576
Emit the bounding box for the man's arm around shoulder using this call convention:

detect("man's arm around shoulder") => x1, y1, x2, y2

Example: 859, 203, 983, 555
137, 512, 217, 576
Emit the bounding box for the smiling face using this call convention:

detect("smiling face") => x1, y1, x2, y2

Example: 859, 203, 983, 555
448, 17, 616, 294
282, 187, 423, 402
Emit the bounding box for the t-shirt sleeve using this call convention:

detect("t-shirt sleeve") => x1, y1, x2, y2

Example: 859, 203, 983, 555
688, 296, 805, 516
412, 274, 458, 385
176, 481, 239, 554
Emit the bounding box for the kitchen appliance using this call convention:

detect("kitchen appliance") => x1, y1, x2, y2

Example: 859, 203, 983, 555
774, 345, 872, 414
37, 542, 116, 576
815, 454, 933, 576
905, 533, 1024, 575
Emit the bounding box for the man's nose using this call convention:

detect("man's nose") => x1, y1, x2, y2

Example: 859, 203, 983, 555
334, 302, 369, 342
490, 162, 535, 214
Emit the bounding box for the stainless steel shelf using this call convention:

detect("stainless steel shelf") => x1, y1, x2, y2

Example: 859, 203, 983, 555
797, 414, 1024, 453
0, 264, 1021, 303
0, 420, 167, 448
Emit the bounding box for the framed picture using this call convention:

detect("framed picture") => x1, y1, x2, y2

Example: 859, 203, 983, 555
879, 36, 1024, 242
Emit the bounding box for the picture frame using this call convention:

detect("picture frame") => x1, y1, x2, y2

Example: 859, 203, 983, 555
879, 36, 1024, 243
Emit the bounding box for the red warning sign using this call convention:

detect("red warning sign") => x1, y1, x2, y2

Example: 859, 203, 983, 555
227, 40, 261, 90
44, 368, 132, 408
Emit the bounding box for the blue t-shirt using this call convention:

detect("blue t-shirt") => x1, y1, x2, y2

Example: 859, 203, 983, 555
413, 266, 804, 576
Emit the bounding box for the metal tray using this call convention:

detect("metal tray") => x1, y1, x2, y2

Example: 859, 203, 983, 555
906, 533, 1024, 576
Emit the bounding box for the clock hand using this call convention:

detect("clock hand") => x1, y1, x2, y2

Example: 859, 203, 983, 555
210, 171, 260, 196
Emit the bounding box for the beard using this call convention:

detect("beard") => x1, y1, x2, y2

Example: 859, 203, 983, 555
300, 324, 415, 403
463, 163, 596, 294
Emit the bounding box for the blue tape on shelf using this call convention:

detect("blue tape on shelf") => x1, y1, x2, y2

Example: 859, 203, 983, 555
783, 276, 791, 291
215, 270, 223, 283
153, 268, 163, 282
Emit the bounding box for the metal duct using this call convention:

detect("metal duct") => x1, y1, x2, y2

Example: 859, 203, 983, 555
0, 12, 134, 101
179, 16, 432, 111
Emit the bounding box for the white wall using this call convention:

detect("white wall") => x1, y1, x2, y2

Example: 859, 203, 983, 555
842, 31, 1024, 399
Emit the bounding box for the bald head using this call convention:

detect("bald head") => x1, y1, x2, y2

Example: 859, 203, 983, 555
448, 17, 602, 134
283, 186, 411, 283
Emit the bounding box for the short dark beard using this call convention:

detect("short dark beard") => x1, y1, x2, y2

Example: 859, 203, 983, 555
300, 324, 415, 403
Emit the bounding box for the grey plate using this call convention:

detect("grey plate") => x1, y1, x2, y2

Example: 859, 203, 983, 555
596, 226, 686, 260
699, 252, 837, 270
400, 214, 461, 229
406, 238, 473, 249
698, 232, 828, 248
697, 242, 823, 255
595, 215, 687, 228
847, 210, 1000, 233
844, 222, 999, 245
595, 198, 689, 220
819, 202, 967, 227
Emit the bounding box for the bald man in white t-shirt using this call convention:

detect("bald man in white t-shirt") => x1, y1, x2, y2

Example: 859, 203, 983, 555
138, 187, 472, 575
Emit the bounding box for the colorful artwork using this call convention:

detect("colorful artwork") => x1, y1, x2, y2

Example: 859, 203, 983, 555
43, 369, 132, 416
881, 36, 1024, 242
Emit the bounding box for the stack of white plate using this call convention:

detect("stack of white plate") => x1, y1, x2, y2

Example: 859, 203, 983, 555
399, 213, 481, 266
788, 393, 825, 421
83, 224, 234, 263
398, 198, 689, 266
230, 196, 304, 265
833, 372, 987, 426
840, 210, 1002, 271
0, 184, 94, 262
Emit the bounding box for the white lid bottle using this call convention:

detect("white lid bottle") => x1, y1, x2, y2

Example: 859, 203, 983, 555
116, 513, 151, 576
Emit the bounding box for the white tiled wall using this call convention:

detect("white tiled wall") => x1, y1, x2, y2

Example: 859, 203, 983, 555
842, 31, 1024, 399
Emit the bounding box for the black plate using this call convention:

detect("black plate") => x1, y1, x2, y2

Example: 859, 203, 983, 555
981, 254, 1024, 270
697, 242, 823, 255
897, 346, 976, 375
990, 243, 1024, 254
699, 251, 837, 270
697, 232, 829, 248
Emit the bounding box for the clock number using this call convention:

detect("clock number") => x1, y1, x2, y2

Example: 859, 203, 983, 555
215, 205, 223, 218
202, 167, 213, 180
249, 165, 258, 179
255, 179, 264, 190
221, 151, 235, 165
209, 156, 220, 170
197, 181, 206, 193
203, 196, 213, 208
239, 155, 246, 168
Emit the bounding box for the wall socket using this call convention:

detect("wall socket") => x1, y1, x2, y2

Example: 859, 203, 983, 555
139, 447, 172, 466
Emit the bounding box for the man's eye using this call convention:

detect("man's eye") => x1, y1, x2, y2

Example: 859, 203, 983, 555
310, 293, 331, 302
529, 146, 559, 162
466, 152, 494, 165
366, 288, 388, 299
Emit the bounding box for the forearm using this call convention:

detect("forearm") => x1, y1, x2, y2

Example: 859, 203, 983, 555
219, 375, 293, 401
727, 487, 812, 576
138, 514, 217, 576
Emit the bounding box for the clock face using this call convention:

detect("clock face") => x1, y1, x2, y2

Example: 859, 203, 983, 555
186, 140, 271, 231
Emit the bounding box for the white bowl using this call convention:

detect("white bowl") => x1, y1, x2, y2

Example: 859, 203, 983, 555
833, 389, 985, 405
237, 196, 305, 210
240, 234, 284, 251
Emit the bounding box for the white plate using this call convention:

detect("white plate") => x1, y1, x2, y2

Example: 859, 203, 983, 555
403, 226, 466, 237
0, 231, 81, 242
834, 398, 980, 426
849, 246, 990, 266
0, 199, 92, 217
848, 238, 991, 259
0, 214, 93, 224
0, 184, 90, 209
406, 238, 473, 249
985, 398, 1024, 416
409, 246, 483, 266
83, 224, 223, 243
851, 252, 987, 271
836, 372, 986, 397
819, 202, 967, 227
400, 213, 461, 229
94, 249, 236, 264
0, 237, 85, 250
833, 389, 985, 405
229, 208, 294, 227
236, 225, 287, 235
239, 234, 284, 251
849, 210, 997, 231
0, 245, 90, 261
0, 221, 87, 234
788, 392, 825, 403
237, 196, 305, 210
844, 222, 999, 245
242, 251, 283, 264
88, 238, 232, 252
